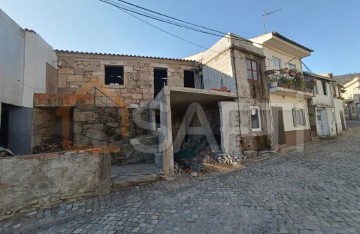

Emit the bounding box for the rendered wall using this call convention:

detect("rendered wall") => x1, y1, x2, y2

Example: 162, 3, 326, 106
0, 149, 111, 215
23, 31, 57, 108
312, 79, 333, 107
334, 98, 346, 133
7, 106, 33, 155
261, 46, 302, 71
270, 94, 311, 132
0, 9, 25, 107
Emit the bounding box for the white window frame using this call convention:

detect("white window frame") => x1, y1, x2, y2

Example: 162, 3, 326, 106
251, 106, 262, 132
288, 63, 296, 70
272, 57, 281, 70
292, 108, 306, 127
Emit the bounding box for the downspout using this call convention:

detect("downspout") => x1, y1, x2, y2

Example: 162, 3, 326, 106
231, 44, 243, 151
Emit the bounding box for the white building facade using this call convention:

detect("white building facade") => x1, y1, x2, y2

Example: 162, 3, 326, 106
0, 9, 57, 154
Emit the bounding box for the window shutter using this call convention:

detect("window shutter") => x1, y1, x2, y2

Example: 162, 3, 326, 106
292, 109, 297, 127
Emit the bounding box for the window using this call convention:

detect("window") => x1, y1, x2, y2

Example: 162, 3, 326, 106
184, 70, 195, 88
246, 59, 258, 80
251, 106, 261, 131
105, 66, 124, 85
322, 81, 327, 95
272, 57, 281, 70
288, 63, 296, 70
292, 108, 306, 127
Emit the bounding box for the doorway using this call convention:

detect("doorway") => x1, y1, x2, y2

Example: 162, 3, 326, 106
154, 68, 168, 98
0, 103, 10, 147
272, 107, 286, 145
317, 109, 330, 136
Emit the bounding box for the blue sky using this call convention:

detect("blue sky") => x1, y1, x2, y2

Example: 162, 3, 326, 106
0, 0, 359, 75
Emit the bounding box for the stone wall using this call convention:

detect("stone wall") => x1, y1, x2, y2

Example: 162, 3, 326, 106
32, 107, 57, 149
56, 52, 196, 106
0, 149, 111, 215
73, 106, 123, 148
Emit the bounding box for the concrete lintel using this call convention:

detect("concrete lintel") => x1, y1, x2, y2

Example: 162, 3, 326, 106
169, 87, 237, 106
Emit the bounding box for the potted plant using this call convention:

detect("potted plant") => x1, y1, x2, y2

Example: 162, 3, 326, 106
279, 76, 292, 88
279, 68, 288, 74
265, 69, 277, 76
269, 74, 280, 87
288, 68, 297, 77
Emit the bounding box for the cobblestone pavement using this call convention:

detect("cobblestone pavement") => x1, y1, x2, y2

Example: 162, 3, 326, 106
2, 122, 360, 233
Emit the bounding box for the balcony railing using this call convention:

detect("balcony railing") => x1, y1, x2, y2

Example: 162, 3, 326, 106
266, 69, 315, 94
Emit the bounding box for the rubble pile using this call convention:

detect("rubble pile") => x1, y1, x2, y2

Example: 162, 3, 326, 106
32, 136, 64, 154
174, 145, 248, 176
215, 151, 247, 165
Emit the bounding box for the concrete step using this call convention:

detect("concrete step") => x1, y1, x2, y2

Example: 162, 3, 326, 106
111, 164, 162, 189
279, 145, 297, 154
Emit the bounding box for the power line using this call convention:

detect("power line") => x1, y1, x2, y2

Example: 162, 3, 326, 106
114, 0, 227, 36
100, 0, 257, 65
100, 0, 224, 37
101, 0, 258, 45
99, 0, 209, 51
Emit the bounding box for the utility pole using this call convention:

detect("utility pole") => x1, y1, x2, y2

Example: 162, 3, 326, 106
263, 8, 282, 33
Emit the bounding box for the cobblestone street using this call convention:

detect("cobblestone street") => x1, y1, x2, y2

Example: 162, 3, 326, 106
2, 121, 360, 234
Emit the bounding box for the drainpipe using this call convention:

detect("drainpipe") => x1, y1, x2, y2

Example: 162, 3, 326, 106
231, 44, 243, 151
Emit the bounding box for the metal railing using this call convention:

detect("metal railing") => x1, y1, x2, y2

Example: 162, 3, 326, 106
93, 87, 122, 107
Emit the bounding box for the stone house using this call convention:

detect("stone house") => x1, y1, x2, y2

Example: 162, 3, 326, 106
250, 32, 314, 150
32, 33, 276, 177
32, 51, 201, 167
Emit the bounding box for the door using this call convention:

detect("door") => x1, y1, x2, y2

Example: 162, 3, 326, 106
272, 107, 286, 145
154, 68, 167, 98
317, 109, 330, 136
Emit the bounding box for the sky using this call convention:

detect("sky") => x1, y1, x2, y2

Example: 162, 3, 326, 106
0, 0, 359, 75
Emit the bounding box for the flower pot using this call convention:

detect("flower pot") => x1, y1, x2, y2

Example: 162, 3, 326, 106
270, 81, 278, 88
279, 68, 288, 74
265, 69, 277, 75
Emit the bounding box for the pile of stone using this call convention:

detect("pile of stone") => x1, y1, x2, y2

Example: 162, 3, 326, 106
32, 136, 64, 154
215, 151, 247, 165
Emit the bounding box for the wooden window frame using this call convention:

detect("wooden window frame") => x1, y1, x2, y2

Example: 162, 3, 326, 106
246, 59, 258, 80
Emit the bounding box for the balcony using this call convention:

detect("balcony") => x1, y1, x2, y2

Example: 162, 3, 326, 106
266, 69, 315, 98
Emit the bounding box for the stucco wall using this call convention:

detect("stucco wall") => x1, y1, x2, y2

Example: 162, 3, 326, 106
23, 31, 57, 108
334, 98, 346, 133
0, 149, 111, 215
0, 9, 25, 107
262, 46, 302, 71
343, 77, 360, 100
185, 36, 236, 92
270, 94, 311, 132
312, 79, 333, 107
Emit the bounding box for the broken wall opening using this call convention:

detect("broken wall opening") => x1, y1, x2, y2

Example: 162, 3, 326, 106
171, 103, 221, 167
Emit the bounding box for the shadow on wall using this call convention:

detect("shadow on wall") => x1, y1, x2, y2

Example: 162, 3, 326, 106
202, 66, 236, 92
0, 103, 32, 155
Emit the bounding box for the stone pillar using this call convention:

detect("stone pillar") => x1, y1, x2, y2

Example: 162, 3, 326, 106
159, 87, 174, 178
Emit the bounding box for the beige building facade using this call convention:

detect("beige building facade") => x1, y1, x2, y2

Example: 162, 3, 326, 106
251, 32, 314, 149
